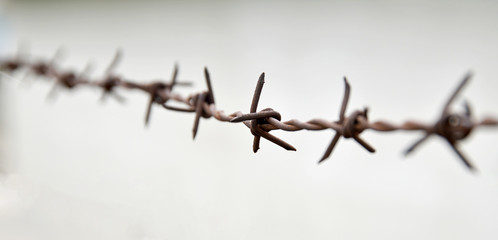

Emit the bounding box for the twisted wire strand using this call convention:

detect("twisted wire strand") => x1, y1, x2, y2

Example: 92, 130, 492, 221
1, 48, 498, 171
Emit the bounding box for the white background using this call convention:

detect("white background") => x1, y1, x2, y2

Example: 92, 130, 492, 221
1, 0, 498, 239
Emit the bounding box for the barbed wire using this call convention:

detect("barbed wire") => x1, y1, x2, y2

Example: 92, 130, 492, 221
1, 47, 497, 172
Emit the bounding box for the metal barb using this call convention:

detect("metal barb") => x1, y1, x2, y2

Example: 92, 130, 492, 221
171, 64, 178, 88
192, 92, 207, 138
404, 72, 477, 171
105, 49, 122, 77
404, 133, 431, 155
339, 77, 350, 122
204, 67, 215, 104
447, 140, 475, 171
442, 71, 472, 117
144, 96, 154, 127
97, 50, 125, 102
251, 73, 265, 113
138, 64, 187, 126
319, 77, 375, 163
244, 73, 295, 152
190, 68, 217, 139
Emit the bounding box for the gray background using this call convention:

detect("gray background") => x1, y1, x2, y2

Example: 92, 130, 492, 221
1, 0, 498, 239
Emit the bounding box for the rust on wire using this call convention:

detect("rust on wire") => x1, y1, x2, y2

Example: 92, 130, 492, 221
191, 67, 216, 139
231, 73, 296, 152
121, 63, 192, 126
318, 77, 374, 164
1, 47, 498, 172
93, 49, 125, 102
403, 72, 476, 170
0, 44, 27, 73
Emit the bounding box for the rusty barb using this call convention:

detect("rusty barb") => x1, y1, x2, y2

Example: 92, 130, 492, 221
1, 47, 498, 172
318, 77, 374, 164
231, 73, 296, 152
402, 72, 478, 171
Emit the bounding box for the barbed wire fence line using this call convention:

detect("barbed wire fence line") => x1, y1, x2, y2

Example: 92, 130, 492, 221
1, 47, 498, 172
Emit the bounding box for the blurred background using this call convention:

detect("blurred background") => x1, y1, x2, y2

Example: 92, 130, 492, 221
1, 0, 498, 239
